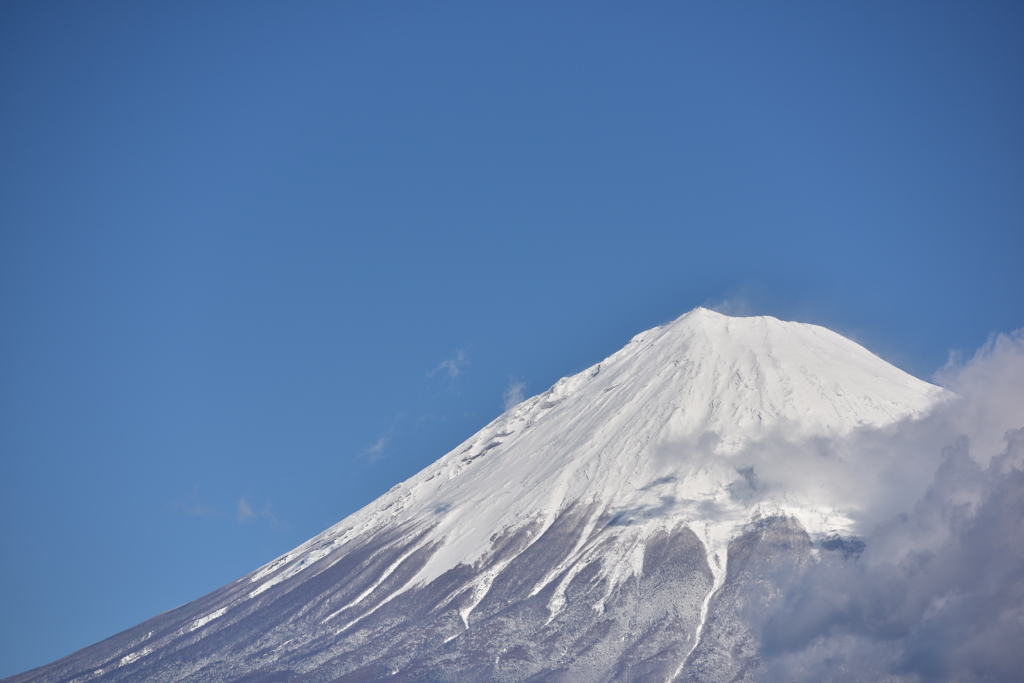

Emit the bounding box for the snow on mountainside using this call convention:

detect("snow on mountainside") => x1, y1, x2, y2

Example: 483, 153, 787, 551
263, 308, 947, 597
9, 308, 952, 683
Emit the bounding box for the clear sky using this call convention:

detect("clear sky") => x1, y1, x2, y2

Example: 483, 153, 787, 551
1, 1, 1022, 677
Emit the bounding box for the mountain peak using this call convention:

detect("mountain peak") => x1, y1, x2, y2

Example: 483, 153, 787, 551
19, 309, 957, 683
274, 309, 948, 596
600, 307, 945, 445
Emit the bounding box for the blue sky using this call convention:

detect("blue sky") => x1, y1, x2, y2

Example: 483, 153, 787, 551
1, 1, 1022, 676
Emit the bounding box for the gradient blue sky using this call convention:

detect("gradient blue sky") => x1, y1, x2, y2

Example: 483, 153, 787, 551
1, 1, 1022, 677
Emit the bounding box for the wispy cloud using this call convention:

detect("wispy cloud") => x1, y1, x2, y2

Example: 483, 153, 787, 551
503, 377, 526, 411
365, 434, 389, 463
236, 497, 285, 528
181, 501, 216, 517
429, 350, 468, 378
170, 485, 216, 517
259, 502, 284, 529
236, 498, 256, 522
705, 295, 754, 317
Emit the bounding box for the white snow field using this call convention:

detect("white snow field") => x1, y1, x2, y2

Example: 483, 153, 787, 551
275, 308, 948, 599
10, 308, 951, 683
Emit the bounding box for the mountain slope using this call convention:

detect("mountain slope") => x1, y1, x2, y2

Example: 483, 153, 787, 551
8, 309, 949, 683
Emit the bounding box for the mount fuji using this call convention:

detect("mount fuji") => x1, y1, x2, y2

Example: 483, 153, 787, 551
8, 309, 952, 683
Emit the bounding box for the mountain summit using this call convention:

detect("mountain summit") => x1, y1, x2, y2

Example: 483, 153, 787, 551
11, 310, 949, 683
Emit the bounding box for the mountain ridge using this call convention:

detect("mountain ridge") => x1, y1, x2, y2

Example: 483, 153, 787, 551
7, 308, 952, 683
277, 307, 947, 596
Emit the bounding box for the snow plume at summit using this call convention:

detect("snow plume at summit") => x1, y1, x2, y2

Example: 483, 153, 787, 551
7, 311, 1023, 683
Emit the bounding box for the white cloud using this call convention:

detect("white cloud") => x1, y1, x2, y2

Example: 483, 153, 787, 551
934, 329, 1024, 466
755, 328, 1024, 682
260, 501, 284, 530
181, 501, 216, 517
429, 350, 468, 378
365, 435, 389, 463
236, 497, 284, 528
170, 485, 216, 517
503, 377, 526, 411
705, 295, 754, 317
236, 498, 256, 522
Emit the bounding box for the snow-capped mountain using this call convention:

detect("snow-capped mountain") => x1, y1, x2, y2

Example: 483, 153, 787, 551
8, 309, 950, 683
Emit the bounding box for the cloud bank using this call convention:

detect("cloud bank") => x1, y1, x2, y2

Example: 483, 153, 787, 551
754, 330, 1024, 682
